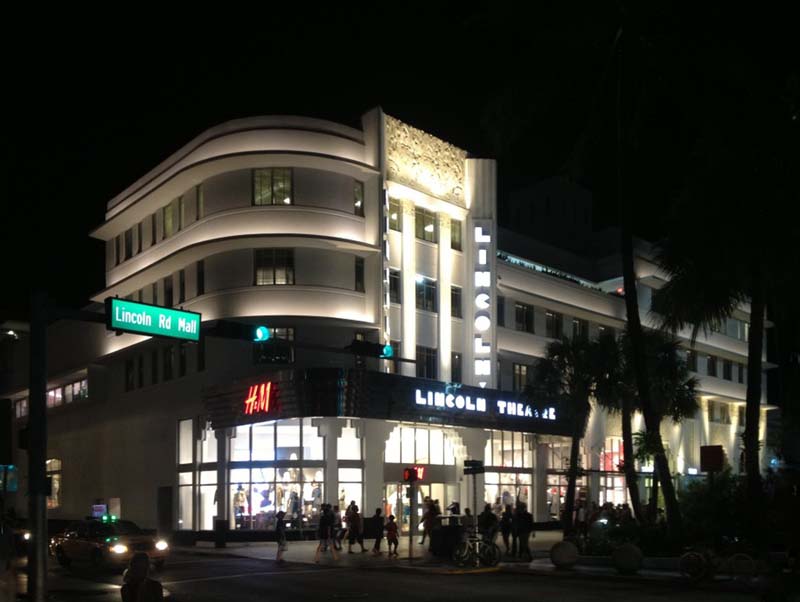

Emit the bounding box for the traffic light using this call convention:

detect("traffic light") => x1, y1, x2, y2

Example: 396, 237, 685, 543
253, 326, 271, 342
463, 459, 485, 475
347, 339, 394, 358
403, 467, 419, 482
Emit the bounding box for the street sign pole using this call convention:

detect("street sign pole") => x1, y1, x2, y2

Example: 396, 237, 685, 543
408, 480, 415, 562
28, 292, 48, 602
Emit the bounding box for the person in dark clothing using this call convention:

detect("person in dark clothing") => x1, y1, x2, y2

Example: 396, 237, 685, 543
371, 508, 384, 555
516, 503, 534, 561
346, 504, 367, 553
478, 503, 498, 543
314, 504, 339, 562
510, 505, 520, 557
121, 552, 163, 602
275, 510, 288, 563
500, 504, 513, 554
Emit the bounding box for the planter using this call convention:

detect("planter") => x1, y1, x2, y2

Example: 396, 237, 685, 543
550, 541, 579, 569
612, 543, 643, 575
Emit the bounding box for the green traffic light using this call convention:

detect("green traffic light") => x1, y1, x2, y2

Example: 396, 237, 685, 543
253, 326, 270, 342
381, 344, 394, 358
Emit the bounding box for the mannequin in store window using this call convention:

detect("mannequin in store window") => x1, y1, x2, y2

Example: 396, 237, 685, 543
233, 485, 248, 529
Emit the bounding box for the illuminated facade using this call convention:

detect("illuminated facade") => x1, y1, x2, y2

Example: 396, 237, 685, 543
2, 110, 769, 534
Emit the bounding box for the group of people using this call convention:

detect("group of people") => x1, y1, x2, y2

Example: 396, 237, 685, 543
478, 500, 535, 561
312, 502, 400, 562
573, 501, 640, 536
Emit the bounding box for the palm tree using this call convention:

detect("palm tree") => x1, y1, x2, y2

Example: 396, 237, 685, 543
530, 336, 597, 535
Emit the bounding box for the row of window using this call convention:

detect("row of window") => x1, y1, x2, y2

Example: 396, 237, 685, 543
388, 271, 463, 317
711, 317, 750, 343
501, 298, 598, 341
124, 341, 205, 392
387, 198, 463, 250
253, 168, 365, 217
707, 400, 746, 426
686, 351, 746, 383
14, 378, 89, 418
125, 261, 204, 307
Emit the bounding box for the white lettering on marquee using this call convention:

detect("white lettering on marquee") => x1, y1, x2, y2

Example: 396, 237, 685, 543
415, 389, 486, 413
474, 271, 491, 287
473, 225, 493, 385
475, 227, 491, 243
475, 293, 490, 310
496, 400, 557, 421
474, 359, 491, 375
474, 336, 491, 353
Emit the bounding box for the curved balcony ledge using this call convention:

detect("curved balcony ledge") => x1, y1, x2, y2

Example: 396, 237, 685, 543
105, 205, 376, 287
176, 285, 374, 324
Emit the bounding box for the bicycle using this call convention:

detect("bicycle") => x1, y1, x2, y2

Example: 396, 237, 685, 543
679, 546, 757, 583
453, 532, 501, 567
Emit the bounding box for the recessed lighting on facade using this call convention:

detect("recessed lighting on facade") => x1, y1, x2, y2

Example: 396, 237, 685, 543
283, 197, 291, 205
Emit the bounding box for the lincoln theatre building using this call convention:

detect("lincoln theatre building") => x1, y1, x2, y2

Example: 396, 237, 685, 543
2, 110, 769, 535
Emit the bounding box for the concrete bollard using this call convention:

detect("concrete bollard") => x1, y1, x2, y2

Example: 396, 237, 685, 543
550, 541, 579, 569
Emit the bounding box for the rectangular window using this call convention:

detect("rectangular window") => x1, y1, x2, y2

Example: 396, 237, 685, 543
152, 282, 158, 306
137, 222, 142, 254
197, 336, 206, 372
178, 343, 187, 377
416, 346, 437, 379
450, 219, 462, 251
515, 302, 534, 334
164, 203, 175, 238
46, 459, 62, 509
415, 207, 437, 243
178, 419, 194, 465
164, 276, 173, 307
737, 362, 744, 384
254, 249, 295, 285
178, 270, 186, 304
389, 270, 401, 303
253, 168, 293, 205
151, 349, 159, 385
151, 212, 157, 245
546, 311, 563, 339
707, 355, 718, 377
114, 236, 121, 266
196, 260, 205, 296
388, 198, 402, 232
354, 180, 365, 216
513, 363, 529, 392
572, 318, 588, 341
451, 286, 462, 318
125, 358, 135, 392
723, 359, 733, 381
686, 349, 698, 372
497, 296, 505, 327
452, 352, 462, 383
163, 346, 173, 381
137, 355, 144, 389
738, 405, 745, 427
196, 184, 204, 220
124, 228, 133, 259
355, 257, 365, 292
178, 196, 185, 230
416, 277, 437, 312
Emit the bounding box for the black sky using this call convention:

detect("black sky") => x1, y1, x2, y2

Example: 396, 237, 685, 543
2, 5, 796, 321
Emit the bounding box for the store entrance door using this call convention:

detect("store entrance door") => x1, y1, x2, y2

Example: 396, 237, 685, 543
383, 482, 457, 534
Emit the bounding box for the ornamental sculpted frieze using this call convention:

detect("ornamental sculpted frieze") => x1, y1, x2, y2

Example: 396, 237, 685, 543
385, 115, 466, 205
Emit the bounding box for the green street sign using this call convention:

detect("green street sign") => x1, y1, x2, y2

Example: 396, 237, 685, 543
105, 298, 201, 342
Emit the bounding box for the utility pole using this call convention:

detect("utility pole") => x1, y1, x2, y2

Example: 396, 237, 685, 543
28, 292, 47, 602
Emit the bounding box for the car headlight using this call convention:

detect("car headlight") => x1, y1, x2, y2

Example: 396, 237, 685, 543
23, 532, 31, 541
111, 544, 128, 554
155, 540, 168, 551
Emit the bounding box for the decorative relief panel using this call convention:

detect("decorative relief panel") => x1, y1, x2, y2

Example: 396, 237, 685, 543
385, 114, 466, 205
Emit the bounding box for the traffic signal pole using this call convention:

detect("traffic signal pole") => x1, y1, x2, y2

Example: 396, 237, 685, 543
408, 480, 415, 563
28, 292, 48, 602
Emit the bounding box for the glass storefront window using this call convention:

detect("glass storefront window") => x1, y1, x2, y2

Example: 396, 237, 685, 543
443, 430, 456, 466
178, 419, 193, 464
230, 469, 249, 485
484, 472, 532, 509
178, 472, 193, 486
252, 422, 275, 461
199, 485, 216, 530
302, 419, 324, 460
231, 425, 250, 461
430, 430, 444, 465
302, 468, 324, 521
200, 426, 217, 463
415, 429, 429, 464
200, 471, 216, 485
491, 433, 503, 466
276, 419, 301, 461
401, 427, 415, 463
601, 437, 623, 472
337, 423, 361, 460
485, 430, 534, 469
178, 485, 193, 530
385, 428, 400, 463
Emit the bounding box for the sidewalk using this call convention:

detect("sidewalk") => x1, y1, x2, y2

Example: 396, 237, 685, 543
173, 530, 564, 571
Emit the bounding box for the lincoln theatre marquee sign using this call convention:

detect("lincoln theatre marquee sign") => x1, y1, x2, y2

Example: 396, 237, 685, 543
473, 226, 494, 388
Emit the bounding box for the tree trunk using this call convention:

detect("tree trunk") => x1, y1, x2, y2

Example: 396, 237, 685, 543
744, 268, 765, 513
616, 29, 683, 542
647, 465, 659, 523
620, 401, 642, 520
562, 429, 582, 535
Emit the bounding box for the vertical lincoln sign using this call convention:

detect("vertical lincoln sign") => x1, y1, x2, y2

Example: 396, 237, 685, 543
473, 225, 494, 388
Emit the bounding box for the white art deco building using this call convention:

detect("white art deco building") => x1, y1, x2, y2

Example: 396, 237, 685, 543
2, 109, 770, 535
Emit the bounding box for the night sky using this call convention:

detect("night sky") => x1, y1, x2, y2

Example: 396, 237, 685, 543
2, 5, 796, 321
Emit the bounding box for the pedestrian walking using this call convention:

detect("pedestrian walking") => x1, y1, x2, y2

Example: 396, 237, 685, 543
386, 515, 399, 557
517, 503, 534, 561
332, 505, 343, 550
371, 508, 385, 555
500, 504, 513, 554
314, 504, 339, 562
510, 504, 520, 557
347, 504, 367, 553
275, 510, 288, 563
478, 503, 498, 543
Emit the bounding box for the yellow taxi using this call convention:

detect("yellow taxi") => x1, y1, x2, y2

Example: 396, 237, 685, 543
49, 516, 169, 570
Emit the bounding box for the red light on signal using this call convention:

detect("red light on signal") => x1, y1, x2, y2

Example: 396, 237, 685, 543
244, 382, 273, 415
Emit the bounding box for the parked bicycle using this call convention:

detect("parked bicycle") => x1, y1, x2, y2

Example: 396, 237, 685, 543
453, 532, 501, 567
679, 546, 757, 583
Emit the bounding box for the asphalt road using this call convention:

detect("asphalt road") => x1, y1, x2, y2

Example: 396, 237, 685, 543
41, 553, 759, 602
